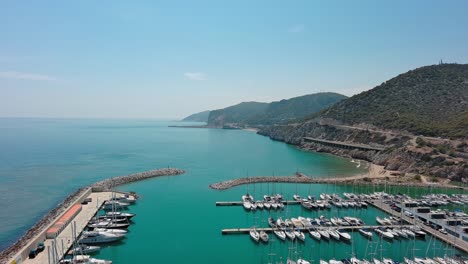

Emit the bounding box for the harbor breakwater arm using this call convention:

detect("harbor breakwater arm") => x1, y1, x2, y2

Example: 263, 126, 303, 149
0, 168, 185, 263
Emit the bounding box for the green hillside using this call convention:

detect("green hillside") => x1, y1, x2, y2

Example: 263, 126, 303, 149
316, 64, 468, 138
207, 92, 347, 126
181, 110, 211, 122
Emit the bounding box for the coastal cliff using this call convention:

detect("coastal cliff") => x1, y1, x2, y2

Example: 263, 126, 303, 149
258, 122, 468, 182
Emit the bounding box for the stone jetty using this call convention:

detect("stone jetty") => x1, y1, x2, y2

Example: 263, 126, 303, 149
209, 172, 464, 191
91, 167, 185, 191
0, 168, 185, 263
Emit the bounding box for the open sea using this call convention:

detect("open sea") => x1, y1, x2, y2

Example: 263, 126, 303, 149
0, 118, 465, 263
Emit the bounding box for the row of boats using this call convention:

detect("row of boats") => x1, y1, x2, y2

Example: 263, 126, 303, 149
62, 193, 138, 264
286, 257, 468, 264
242, 194, 285, 211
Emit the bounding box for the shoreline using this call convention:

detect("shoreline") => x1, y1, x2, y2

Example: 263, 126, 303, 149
0, 168, 185, 263
209, 164, 465, 190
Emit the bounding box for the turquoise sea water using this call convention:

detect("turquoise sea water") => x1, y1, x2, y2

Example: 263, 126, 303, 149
0, 118, 465, 263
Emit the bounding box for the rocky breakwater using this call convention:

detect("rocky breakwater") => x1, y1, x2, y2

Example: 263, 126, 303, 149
91, 168, 186, 191
210, 173, 313, 190
258, 121, 468, 182
0, 167, 185, 264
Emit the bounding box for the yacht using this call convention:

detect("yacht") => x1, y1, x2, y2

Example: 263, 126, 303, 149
78, 231, 125, 244
104, 212, 135, 220
88, 221, 129, 229
358, 228, 373, 239
328, 229, 340, 240
259, 230, 269, 243
374, 228, 394, 239
60, 255, 112, 264
249, 229, 260, 243
318, 230, 330, 239
293, 194, 302, 201
337, 229, 351, 241
294, 229, 306, 241
285, 229, 296, 240
376, 217, 389, 226
102, 201, 129, 210
383, 258, 394, 264
274, 229, 286, 241
309, 229, 321, 240
93, 228, 127, 235
402, 228, 416, 238
68, 245, 101, 255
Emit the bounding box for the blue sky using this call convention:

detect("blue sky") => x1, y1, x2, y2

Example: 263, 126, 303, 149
1, 0, 468, 119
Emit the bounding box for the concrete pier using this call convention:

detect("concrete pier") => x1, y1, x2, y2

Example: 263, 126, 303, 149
1, 167, 186, 264
221, 225, 410, 234
367, 200, 468, 253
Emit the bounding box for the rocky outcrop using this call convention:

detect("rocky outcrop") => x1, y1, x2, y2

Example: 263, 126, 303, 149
258, 121, 468, 182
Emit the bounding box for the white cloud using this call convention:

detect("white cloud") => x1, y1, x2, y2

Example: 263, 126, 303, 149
0, 71, 56, 81
184, 72, 206, 81
289, 24, 305, 33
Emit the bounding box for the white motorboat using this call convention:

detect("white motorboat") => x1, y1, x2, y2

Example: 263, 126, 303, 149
294, 230, 305, 241
274, 229, 286, 240
376, 217, 389, 225
259, 230, 269, 243
264, 202, 271, 210
330, 259, 344, 264
383, 258, 394, 264
60, 255, 112, 264
328, 230, 340, 240
68, 245, 101, 255
78, 231, 125, 244
374, 228, 394, 239
351, 257, 362, 264
374, 259, 383, 264
242, 194, 253, 201
320, 260, 329, 264
298, 259, 311, 264
105, 211, 135, 220
433, 257, 447, 264
285, 229, 296, 240
358, 228, 373, 239
249, 229, 260, 243
243, 201, 252, 210
293, 194, 301, 201
271, 202, 278, 210
386, 229, 399, 238
88, 221, 129, 229
405, 258, 416, 264
93, 228, 127, 235
309, 230, 321, 240
318, 230, 330, 239
402, 228, 416, 238
250, 202, 257, 211
337, 229, 351, 241
393, 228, 407, 238
102, 201, 129, 210
256, 201, 264, 210
277, 202, 284, 209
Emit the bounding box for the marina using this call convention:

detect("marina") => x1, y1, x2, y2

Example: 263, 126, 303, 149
218, 191, 468, 259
